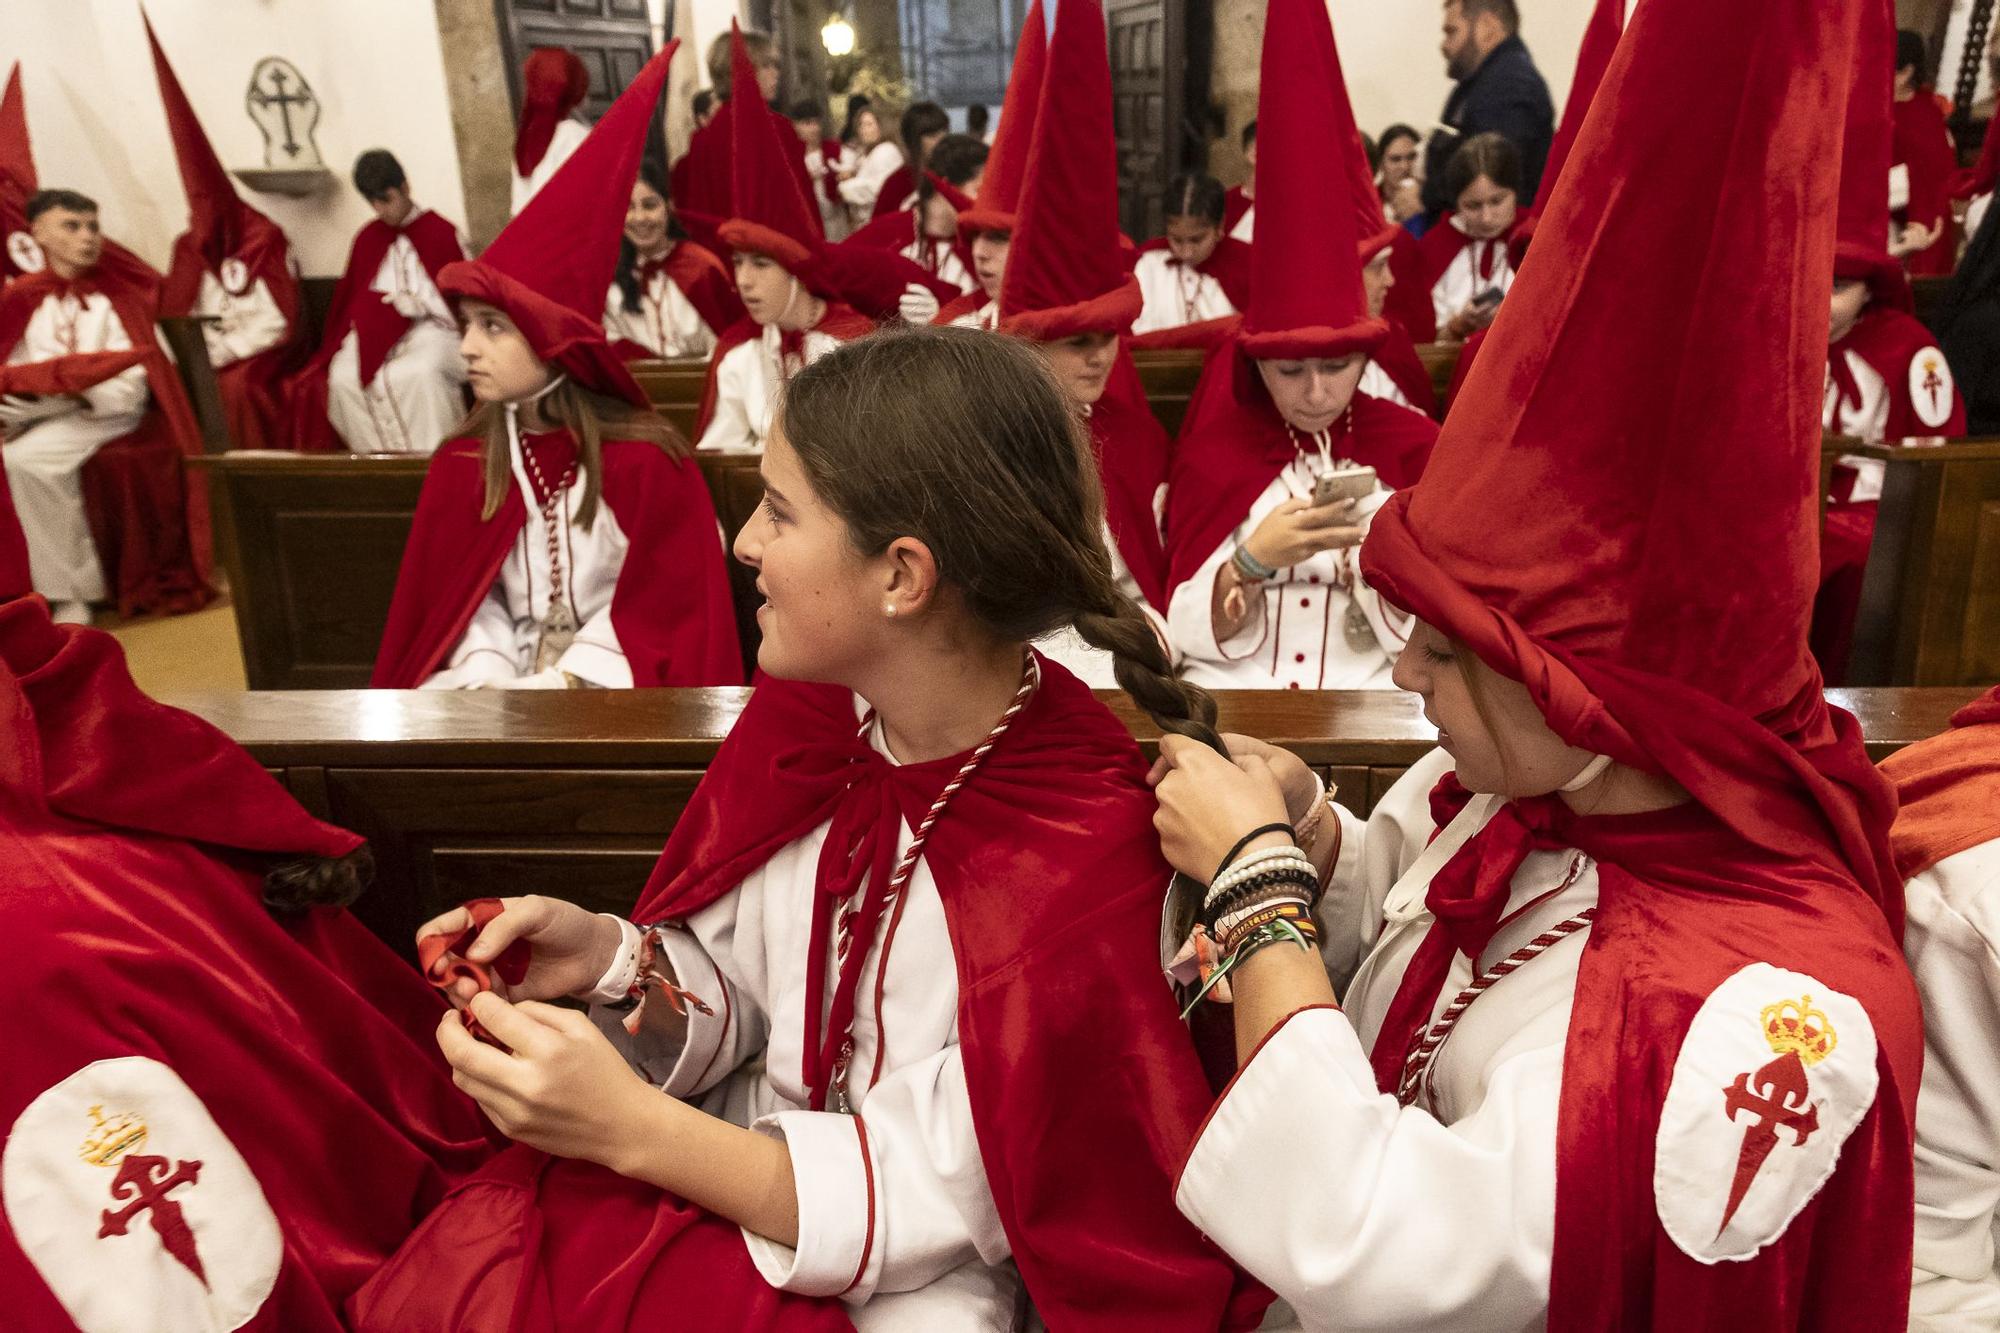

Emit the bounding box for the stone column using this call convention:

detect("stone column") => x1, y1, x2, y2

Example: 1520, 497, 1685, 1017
433, 0, 515, 252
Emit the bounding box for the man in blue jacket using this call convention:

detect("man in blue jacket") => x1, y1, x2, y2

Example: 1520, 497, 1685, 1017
1421, 0, 1554, 218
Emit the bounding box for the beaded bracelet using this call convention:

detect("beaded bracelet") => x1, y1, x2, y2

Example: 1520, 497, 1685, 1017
1206, 847, 1316, 907
1203, 868, 1322, 927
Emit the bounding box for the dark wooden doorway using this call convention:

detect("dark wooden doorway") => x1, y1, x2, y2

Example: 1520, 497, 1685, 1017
1107, 0, 1202, 240
493, 0, 659, 120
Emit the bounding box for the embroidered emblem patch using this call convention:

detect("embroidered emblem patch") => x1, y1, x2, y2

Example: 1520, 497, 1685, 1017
1910, 349, 1954, 430
1654, 964, 1878, 1264
6, 229, 44, 274
219, 256, 250, 296
3, 1057, 282, 1332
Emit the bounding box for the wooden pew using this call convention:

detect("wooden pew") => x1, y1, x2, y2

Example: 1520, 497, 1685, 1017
627, 357, 710, 439
1130, 348, 1206, 435
166, 685, 1978, 954
1846, 436, 2000, 686
193, 449, 768, 688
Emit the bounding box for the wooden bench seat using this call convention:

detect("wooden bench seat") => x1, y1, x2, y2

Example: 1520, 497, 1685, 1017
167, 685, 1973, 954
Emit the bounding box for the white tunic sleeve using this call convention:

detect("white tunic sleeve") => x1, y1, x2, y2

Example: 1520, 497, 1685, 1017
421, 581, 523, 689
1176, 1005, 1557, 1332
697, 340, 767, 453
839, 142, 905, 210
555, 595, 632, 689
742, 1045, 1010, 1301
1906, 840, 2000, 1330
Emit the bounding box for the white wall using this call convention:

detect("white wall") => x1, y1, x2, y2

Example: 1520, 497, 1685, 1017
0, 0, 466, 276
1331, 0, 1597, 138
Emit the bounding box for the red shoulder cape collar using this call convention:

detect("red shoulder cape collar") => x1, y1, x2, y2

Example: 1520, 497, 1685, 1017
1879, 686, 2000, 880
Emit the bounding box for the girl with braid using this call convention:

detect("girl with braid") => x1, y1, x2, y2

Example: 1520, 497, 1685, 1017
350, 326, 1269, 1331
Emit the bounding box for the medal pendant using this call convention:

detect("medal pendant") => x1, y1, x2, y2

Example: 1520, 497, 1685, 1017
534, 604, 579, 672
1343, 599, 1376, 653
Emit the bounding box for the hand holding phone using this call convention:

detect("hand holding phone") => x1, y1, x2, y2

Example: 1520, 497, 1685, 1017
1312, 465, 1378, 508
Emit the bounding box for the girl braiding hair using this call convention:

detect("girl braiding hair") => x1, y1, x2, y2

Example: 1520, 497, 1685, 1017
780, 324, 1226, 751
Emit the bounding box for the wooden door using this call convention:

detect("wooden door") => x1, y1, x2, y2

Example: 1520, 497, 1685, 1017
495, 0, 658, 121
900, 0, 1030, 111
1106, 0, 1185, 239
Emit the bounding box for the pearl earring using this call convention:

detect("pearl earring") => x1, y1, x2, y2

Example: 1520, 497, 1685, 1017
884, 604, 898, 617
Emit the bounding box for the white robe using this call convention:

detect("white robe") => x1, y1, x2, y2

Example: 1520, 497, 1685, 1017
947, 298, 996, 331
839, 141, 905, 223
804, 142, 860, 242
1967, 192, 1992, 248
900, 236, 976, 295
1131, 250, 1238, 335
1165, 451, 1408, 690
1180, 784, 1584, 1331
510, 117, 591, 215
1229, 203, 1255, 243
2, 288, 151, 603
422, 423, 635, 690
697, 323, 849, 454
325, 210, 468, 456
1357, 361, 1417, 414
603, 268, 718, 361
191, 269, 289, 370
1907, 835, 2000, 1330
596, 710, 1020, 1328
1429, 218, 1517, 330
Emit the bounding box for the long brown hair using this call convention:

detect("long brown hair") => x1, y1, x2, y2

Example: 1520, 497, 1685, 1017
458, 378, 688, 529
780, 325, 1224, 750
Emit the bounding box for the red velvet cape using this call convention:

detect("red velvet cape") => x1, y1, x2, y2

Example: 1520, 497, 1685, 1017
692, 303, 876, 436
1893, 92, 1958, 277
1382, 226, 1437, 342
349, 660, 1268, 1331
0, 598, 494, 1328
285, 212, 463, 453
1095, 351, 1171, 610
1372, 317, 1438, 418
369, 433, 743, 688
166, 223, 303, 452
657, 239, 745, 343
1879, 685, 2000, 880
0, 271, 210, 614
1163, 337, 1438, 593
1831, 304, 1967, 441
1222, 184, 1252, 235
1137, 235, 1253, 314
1416, 217, 1514, 304
671, 102, 816, 227
868, 163, 916, 222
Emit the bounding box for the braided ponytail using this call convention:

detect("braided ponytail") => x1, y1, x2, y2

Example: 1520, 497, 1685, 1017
1073, 592, 1225, 754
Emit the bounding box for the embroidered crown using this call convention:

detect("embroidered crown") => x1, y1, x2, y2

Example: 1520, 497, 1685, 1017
77, 1104, 148, 1168
1761, 994, 1837, 1066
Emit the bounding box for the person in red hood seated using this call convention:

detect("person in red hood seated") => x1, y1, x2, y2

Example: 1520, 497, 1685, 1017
1164, 2, 1436, 693
1, 190, 201, 625
1420, 132, 1521, 343
346, 327, 1266, 1333
1152, 1, 1920, 1327
602, 158, 741, 361
372, 45, 741, 691
1131, 174, 1251, 336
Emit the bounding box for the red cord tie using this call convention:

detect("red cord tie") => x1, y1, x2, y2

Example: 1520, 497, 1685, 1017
418, 898, 533, 1048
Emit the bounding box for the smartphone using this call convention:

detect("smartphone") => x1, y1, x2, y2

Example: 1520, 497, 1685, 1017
1313, 465, 1377, 507
1470, 287, 1504, 313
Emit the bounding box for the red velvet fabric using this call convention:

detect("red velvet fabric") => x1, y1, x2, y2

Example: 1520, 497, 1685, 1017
867, 164, 914, 223
670, 99, 816, 231
999, 0, 1140, 340
1879, 685, 2000, 879
441, 46, 676, 411
1236, 0, 1384, 361
283, 211, 464, 454
0, 447, 30, 599
721, 26, 823, 258
958, 1, 1047, 242
1835, 17, 1911, 313
0, 597, 497, 1329
931, 288, 991, 326
654, 239, 744, 337
1534, 0, 1626, 234
1381, 228, 1436, 343
0, 271, 211, 613
1095, 351, 1171, 609
1830, 304, 1966, 440
1359, 0, 1919, 1323
1164, 336, 1436, 593
369, 432, 742, 688
1894, 92, 1959, 276
514, 48, 589, 178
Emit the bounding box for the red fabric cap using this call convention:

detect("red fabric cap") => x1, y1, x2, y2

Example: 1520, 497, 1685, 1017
958, 0, 1047, 240
722, 23, 823, 269
1835, 9, 1912, 312
1238, 0, 1384, 361
144, 13, 294, 318
440, 43, 676, 409
999, 0, 1141, 339
1360, 0, 1900, 908
514, 47, 590, 177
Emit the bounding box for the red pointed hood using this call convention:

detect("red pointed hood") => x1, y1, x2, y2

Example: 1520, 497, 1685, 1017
998, 0, 1140, 340
1, 64, 38, 282
145, 12, 293, 316
958, 0, 1047, 240
716, 23, 826, 281
1237, 0, 1383, 360
0, 457, 28, 602
1346, 123, 1399, 265
440, 44, 675, 409
515, 47, 590, 178
1360, 0, 1897, 904
1835, 2, 1910, 311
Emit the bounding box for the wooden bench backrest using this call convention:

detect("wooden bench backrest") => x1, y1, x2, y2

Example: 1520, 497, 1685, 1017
166, 684, 1974, 953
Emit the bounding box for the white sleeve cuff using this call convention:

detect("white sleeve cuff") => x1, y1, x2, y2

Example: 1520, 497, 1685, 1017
740, 1110, 877, 1298
652, 926, 734, 1099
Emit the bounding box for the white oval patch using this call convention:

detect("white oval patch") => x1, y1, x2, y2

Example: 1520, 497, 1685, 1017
218, 257, 249, 296
6, 229, 44, 274
2, 1057, 282, 1332
1910, 347, 1955, 430
1653, 963, 1878, 1264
